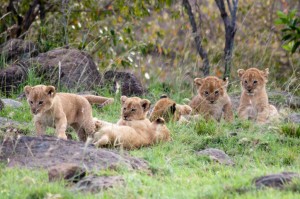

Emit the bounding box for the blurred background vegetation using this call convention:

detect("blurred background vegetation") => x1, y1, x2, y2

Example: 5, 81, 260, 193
0, 0, 299, 94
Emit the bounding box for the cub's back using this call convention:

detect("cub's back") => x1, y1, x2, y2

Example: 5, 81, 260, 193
56, 93, 92, 122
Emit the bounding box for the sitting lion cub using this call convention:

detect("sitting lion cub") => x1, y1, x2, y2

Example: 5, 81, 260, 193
93, 96, 171, 149
237, 68, 278, 123
149, 95, 192, 122
189, 76, 233, 122
24, 85, 114, 141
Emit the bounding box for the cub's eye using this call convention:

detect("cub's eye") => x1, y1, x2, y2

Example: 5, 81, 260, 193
30, 101, 33, 104
204, 91, 209, 96
131, 108, 136, 112
215, 90, 219, 95
244, 80, 248, 84
253, 80, 258, 84
39, 101, 43, 105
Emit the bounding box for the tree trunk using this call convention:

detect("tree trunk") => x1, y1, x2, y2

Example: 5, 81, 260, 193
182, 0, 210, 76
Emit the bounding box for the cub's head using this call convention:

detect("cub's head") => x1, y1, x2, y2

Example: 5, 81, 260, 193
237, 68, 269, 95
175, 104, 192, 116
120, 96, 151, 121
194, 76, 229, 104
24, 85, 56, 115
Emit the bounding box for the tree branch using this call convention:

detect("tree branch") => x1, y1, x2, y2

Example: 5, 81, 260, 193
182, 0, 210, 76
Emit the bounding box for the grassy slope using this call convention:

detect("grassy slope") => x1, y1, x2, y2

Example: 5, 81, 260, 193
0, 90, 300, 199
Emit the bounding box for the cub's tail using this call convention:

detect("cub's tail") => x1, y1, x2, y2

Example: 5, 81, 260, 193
83, 95, 114, 108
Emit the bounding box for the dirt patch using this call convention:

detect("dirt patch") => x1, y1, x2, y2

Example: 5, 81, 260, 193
0, 135, 149, 171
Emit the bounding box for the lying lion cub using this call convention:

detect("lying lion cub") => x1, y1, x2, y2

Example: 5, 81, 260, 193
93, 96, 171, 149
189, 76, 233, 122
149, 95, 192, 122
24, 85, 114, 141
237, 68, 279, 123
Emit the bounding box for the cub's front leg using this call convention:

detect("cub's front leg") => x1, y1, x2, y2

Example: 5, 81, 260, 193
223, 102, 234, 122
256, 105, 269, 124
34, 120, 46, 136
238, 94, 251, 120
55, 116, 68, 140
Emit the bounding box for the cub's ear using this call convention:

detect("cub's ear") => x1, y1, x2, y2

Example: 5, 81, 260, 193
262, 68, 269, 78
24, 86, 32, 97
141, 99, 151, 112
222, 77, 229, 88
155, 117, 165, 124
120, 96, 127, 104
194, 78, 203, 87
237, 69, 245, 78
45, 86, 56, 97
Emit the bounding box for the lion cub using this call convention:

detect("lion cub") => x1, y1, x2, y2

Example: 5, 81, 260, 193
237, 68, 278, 123
93, 96, 171, 149
149, 95, 192, 122
189, 76, 233, 122
24, 85, 114, 141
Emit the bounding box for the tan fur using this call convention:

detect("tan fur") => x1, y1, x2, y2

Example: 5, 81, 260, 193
189, 76, 233, 122
149, 97, 192, 122
24, 85, 114, 141
237, 68, 279, 123
93, 96, 171, 149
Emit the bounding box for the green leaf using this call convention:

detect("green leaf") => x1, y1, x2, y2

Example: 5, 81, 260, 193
277, 11, 287, 19
291, 41, 300, 53
282, 34, 292, 41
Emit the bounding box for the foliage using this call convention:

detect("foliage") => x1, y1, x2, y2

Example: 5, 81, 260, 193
276, 10, 300, 54
279, 123, 300, 138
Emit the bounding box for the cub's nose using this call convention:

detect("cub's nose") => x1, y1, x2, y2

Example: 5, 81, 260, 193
210, 100, 215, 104
247, 89, 252, 92
124, 116, 128, 120
32, 109, 37, 115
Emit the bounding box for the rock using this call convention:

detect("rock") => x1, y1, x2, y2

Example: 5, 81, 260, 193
286, 113, 300, 124
0, 48, 102, 94
0, 135, 149, 171
0, 117, 25, 126
253, 172, 300, 189
196, 148, 235, 166
0, 63, 27, 94
29, 48, 102, 91
0, 39, 38, 62
1, 99, 23, 108
73, 175, 125, 193
48, 163, 86, 183
229, 132, 238, 136
286, 95, 300, 109
104, 70, 144, 96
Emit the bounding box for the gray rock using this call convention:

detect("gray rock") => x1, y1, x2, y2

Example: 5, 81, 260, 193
254, 172, 300, 189
104, 70, 145, 96
0, 39, 38, 62
0, 63, 27, 93
48, 163, 86, 183
0, 135, 149, 171
286, 95, 300, 109
30, 48, 102, 91
73, 175, 125, 193
0, 117, 25, 126
1, 99, 23, 108
0, 48, 103, 94
286, 113, 300, 124
196, 148, 235, 166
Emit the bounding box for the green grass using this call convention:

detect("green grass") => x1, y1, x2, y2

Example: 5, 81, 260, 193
0, 89, 300, 199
